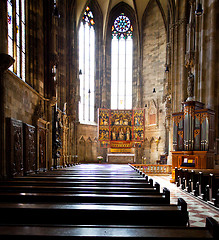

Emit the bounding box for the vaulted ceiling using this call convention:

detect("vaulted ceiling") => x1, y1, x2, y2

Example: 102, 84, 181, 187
76, 0, 174, 36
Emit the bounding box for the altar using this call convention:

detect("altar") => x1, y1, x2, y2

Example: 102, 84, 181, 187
107, 153, 135, 163
98, 108, 145, 164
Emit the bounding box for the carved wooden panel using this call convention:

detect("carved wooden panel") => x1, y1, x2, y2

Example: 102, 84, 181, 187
6, 118, 23, 178
23, 123, 36, 175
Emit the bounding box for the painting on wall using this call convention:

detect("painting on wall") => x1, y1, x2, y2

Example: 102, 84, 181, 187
98, 108, 145, 148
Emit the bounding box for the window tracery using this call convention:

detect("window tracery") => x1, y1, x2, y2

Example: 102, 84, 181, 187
111, 13, 133, 110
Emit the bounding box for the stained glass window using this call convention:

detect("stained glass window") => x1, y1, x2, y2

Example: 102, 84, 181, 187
79, 6, 95, 123
7, 0, 13, 71
7, 0, 26, 81
111, 13, 133, 109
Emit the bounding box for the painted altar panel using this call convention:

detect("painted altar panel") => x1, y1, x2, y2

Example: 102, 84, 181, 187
98, 108, 145, 148
98, 109, 110, 143
133, 109, 145, 142
110, 110, 132, 142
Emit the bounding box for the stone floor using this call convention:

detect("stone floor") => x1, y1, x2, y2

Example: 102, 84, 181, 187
150, 175, 219, 227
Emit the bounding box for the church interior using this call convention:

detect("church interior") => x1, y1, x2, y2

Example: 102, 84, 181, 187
0, 0, 219, 238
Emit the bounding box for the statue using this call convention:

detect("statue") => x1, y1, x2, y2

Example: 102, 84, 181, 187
187, 71, 194, 101
112, 128, 117, 141
126, 127, 131, 141
119, 127, 124, 140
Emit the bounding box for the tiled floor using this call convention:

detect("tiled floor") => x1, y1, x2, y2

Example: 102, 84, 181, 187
150, 175, 219, 227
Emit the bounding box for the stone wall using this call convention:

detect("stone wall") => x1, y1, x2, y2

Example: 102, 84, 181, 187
77, 123, 100, 162
4, 71, 46, 124
141, 1, 167, 164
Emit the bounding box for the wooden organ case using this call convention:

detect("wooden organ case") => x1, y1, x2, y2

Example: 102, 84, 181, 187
171, 101, 215, 181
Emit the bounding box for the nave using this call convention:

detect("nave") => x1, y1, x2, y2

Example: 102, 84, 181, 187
0, 164, 218, 239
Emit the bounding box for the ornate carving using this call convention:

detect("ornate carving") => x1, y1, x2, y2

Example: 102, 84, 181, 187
6, 118, 23, 177
195, 112, 209, 124
178, 131, 184, 139
184, 105, 195, 119
23, 123, 36, 175
194, 129, 200, 138
173, 115, 184, 125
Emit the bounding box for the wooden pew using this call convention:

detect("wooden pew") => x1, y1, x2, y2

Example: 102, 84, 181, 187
0, 198, 189, 226
205, 174, 219, 206
0, 182, 161, 195
0, 187, 170, 205
0, 178, 154, 188
14, 176, 149, 182
0, 217, 218, 239
174, 168, 219, 207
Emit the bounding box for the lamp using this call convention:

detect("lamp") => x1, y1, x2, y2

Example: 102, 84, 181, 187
88, 89, 91, 94
53, 0, 60, 18
145, 104, 147, 108
79, 69, 82, 75
165, 65, 169, 72
153, 88, 156, 93
195, 3, 203, 16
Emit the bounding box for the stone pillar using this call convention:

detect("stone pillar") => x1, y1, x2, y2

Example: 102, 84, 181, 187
199, 0, 207, 103
207, 0, 216, 110
179, 1, 187, 102
194, 1, 202, 101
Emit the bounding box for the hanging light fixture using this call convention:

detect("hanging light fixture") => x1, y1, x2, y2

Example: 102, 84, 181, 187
79, 69, 82, 75
165, 65, 169, 72
153, 88, 156, 93
195, 3, 203, 16
53, 0, 60, 18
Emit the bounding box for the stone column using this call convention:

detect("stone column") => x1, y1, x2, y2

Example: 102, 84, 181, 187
179, 1, 187, 103
199, 0, 207, 103
207, 0, 216, 110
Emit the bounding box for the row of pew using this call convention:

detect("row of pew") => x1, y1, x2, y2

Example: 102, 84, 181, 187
175, 167, 219, 207
0, 163, 218, 239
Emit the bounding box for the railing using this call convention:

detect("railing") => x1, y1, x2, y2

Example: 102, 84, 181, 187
131, 164, 172, 174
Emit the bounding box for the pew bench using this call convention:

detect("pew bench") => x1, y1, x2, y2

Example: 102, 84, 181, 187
0, 187, 170, 204
174, 168, 219, 206
0, 183, 160, 195
0, 198, 189, 226
0, 179, 154, 188
0, 219, 218, 239
14, 176, 149, 182
205, 174, 219, 207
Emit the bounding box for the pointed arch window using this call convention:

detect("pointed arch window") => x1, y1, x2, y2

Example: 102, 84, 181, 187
79, 6, 95, 123
111, 13, 133, 109
7, 0, 26, 81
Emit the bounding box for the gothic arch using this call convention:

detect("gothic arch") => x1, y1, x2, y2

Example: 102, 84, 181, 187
142, 0, 167, 31
78, 0, 103, 30
104, 2, 139, 109
77, 0, 103, 120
